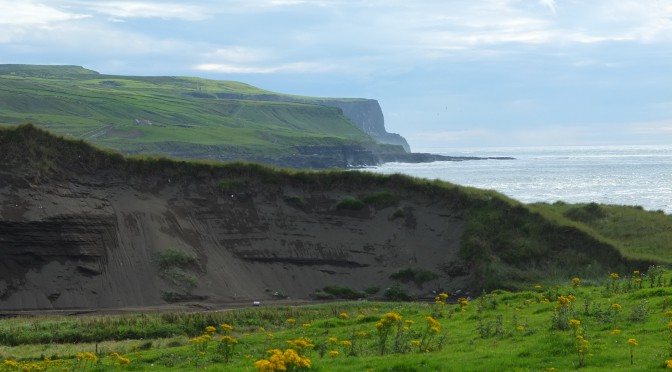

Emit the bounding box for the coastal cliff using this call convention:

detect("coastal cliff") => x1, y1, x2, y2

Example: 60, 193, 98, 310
204, 93, 412, 152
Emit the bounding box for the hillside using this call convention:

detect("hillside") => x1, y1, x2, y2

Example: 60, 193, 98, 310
0, 124, 657, 311
0, 64, 410, 168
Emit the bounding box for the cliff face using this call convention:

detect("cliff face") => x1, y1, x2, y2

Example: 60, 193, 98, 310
208, 93, 411, 152
0, 128, 464, 311
309, 99, 411, 152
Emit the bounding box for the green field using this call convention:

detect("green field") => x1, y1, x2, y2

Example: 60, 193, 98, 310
0, 65, 379, 159
2, 270, 672, 371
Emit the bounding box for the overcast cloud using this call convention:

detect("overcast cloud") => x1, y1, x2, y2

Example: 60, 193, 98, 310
1, 0, 671, 149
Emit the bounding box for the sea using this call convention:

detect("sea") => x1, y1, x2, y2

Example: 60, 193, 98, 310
366, 145, 672, 214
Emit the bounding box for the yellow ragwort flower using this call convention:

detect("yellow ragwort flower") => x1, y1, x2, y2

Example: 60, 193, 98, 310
426, 316, 440, 327
612, 303, 622, 310
610, 272, 620, 280
328, 350, 339, 357
627, 338, 638, 347
569, 319, 581, 328
221, 323, 233, 332
205, 325, 217, 334
611, 329, 621, 335
338, 312, 349, 320
516, 325, 525, 331
328, 337, 338, 343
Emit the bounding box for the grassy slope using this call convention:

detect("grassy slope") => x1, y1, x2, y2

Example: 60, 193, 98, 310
531, 202, 672, 265
2, 271, 672, 371
0, 65, 375, 157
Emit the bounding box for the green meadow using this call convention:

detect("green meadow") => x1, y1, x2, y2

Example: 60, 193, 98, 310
2, 270, 672, 371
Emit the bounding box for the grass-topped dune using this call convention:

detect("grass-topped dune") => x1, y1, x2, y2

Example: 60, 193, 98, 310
0, 124, 669, 311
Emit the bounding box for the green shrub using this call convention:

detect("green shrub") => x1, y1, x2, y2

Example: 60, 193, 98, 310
335, 197, 365, 211
383, 282, 411, 301
321, 285, 366, 299
391, 208, 405, 219
158, 249, 196, 270
284, 195, 305, 208
390, 268, 439, 284
362, 191, 397, 207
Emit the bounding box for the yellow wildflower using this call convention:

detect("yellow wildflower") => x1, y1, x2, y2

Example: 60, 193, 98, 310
572, 277, 581, 287
633, 270, 640, 276
266, 333, 274, 339
302, 323, 311, 328
258, 326, 265, 332
205, 325, 217, 334
4, 360, 20, 367
221, 323, 233, 332
430, 326, 441, 333
410, 340, 421, 346
534, 284, 542, 290
610, 272, 620, 280
569, 319, 581, 327
627, 338, 638, 346
516, 325, 525, 331
340, 340, 352, 347
328, 337, 338, 343
286, 318, 296, 324
221, 335, 238, 344
357, 331, 367, 338
438, 292, 449, 300
426, 316, 440, 327
612, 303, 622, 310
338, 312, 349, 319
328, 350, 339, 357
611, 329, 621, 335
665, 359, 672, 369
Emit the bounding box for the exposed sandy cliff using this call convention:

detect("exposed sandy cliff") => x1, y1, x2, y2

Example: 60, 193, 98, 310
0, 126, 469, 311
0, 125, 639, 311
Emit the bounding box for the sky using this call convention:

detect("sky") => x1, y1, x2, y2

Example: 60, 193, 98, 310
1, 0, 671, 150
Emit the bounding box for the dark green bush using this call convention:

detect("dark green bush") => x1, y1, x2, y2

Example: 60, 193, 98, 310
383, 282, 411, 301
158, 249, 196, 270
390, 268, 439, 284
321, 285, 366, 299
335, 197, 365, 211
362, 191, 397, 207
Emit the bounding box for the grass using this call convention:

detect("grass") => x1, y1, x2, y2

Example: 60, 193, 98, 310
2, 270, 672, 371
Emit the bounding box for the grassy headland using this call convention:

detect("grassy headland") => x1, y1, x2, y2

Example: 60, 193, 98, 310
0, 64, 398, 167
